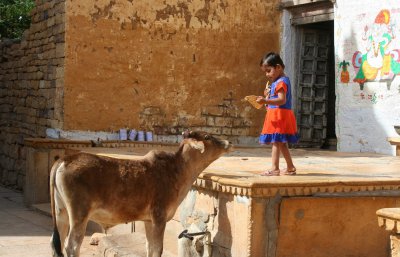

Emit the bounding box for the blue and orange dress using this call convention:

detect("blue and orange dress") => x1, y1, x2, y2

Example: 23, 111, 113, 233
259, 76, 300, 144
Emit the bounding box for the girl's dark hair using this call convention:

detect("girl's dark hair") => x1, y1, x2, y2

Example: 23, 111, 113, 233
260, 52, 285, 68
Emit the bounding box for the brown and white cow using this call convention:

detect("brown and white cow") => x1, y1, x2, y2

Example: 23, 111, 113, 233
50, 131, 233, 257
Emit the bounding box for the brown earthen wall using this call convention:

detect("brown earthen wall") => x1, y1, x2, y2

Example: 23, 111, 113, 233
64, 0, 281, 139
0, 0, 65, 189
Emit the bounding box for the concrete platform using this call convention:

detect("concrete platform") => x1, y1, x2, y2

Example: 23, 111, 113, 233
203, 147, 400, 191
80, 146, 400, 191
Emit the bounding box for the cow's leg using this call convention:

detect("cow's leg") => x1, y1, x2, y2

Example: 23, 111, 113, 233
144, 221, 155, 257
65, 215, 88, 257
144, 220, 166, 257
151, 221, 166, 257
54, 191, 69, 252
56, 209, 69, 252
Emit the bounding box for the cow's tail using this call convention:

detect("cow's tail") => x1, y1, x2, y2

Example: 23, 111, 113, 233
50, 159, 64, 257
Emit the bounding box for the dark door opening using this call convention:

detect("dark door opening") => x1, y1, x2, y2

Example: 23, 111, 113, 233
296, 21, 336, 149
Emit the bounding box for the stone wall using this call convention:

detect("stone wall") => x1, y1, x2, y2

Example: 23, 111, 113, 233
0, 0, 65, 189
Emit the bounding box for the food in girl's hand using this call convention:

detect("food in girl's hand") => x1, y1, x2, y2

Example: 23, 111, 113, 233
243, 95, 264, 109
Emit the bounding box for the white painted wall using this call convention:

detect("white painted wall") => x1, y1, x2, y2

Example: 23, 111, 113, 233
334, 0, 400, 155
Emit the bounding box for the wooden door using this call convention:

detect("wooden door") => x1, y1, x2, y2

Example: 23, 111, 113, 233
297, 29, 331, 147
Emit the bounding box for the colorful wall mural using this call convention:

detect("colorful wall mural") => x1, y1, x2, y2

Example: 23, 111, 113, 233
334, 0, 400, 155
352, 9, 400, 89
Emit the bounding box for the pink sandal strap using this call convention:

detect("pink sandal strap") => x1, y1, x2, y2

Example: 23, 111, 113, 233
281, 168, 296, 175
260, 170, 280, 176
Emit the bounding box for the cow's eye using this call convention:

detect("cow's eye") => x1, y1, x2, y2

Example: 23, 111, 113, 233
204, 134, 210, 140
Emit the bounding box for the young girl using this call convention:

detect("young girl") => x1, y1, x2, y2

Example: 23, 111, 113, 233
256, 52, 299, 176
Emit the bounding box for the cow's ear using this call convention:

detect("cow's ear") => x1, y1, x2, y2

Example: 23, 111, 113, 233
182, 130, 189, 138
189, 140, 205, 153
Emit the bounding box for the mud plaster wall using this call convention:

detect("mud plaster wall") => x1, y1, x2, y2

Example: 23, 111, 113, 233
64, 0, 281, 141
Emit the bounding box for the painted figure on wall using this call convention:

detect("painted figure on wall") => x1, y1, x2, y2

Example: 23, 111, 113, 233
352, 9, 400, 89
339, 60, 350, 83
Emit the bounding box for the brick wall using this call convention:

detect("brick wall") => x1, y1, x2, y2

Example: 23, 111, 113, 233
143, 92, 254, 143
0, 0, 65, 189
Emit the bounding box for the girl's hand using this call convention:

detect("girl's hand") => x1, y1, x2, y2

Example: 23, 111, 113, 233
256, 96, 266, 104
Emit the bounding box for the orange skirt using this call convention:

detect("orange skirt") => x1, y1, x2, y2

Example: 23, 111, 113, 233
260, 108, 299, 144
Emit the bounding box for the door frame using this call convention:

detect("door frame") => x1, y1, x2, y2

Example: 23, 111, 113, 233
280, 2, 336, 148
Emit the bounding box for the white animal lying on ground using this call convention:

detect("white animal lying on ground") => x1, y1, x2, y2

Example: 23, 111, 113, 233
50, 131, 233, 257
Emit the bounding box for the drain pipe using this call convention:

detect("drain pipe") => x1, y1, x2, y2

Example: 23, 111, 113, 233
178, 229, 212, 257
178, 229, 208, 240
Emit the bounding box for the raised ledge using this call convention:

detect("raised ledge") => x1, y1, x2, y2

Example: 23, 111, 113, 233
24, 138, 178, 149
194, 178, 400, 197
377, 208, 400, 233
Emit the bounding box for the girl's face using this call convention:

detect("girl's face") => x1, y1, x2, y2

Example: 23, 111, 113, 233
261, 64, 283, 82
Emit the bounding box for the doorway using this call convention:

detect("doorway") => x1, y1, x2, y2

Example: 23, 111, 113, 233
295, 21, 336, 149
